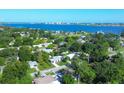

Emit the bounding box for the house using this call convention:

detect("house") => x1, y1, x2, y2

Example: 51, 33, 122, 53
80, 35, 86, 39
120, 41, 124, 47
50, 56, 63, 64
122, 43, 124, 47
9, 40, 15, 46
28, 61, 39, 71
59, 42, 66, 46
77, 39, 86, 44
33, 42, 52, 48
42, 42, 52, 47
67, 53, 75, 59
0, 27, 4, 31
20, 32, 30, 37
32, 76, 60, 84
42, 48, 53, 53
108, 47, 113, 52
96, 31, 105, 34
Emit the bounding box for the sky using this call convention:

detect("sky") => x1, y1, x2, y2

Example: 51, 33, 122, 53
0, 9, 124, 23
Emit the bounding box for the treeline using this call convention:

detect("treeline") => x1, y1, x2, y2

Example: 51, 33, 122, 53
60, 32, 124, 84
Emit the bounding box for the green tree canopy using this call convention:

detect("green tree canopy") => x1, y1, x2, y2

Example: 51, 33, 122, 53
1, 61, 29, 84
0, 57, 5, 66
18, 46, 32, 61
61, 74, 75, 84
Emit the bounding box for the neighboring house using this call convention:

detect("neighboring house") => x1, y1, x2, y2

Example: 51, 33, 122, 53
28, 61, 39, 71
59, 42, 66, 46
20, 32, 30, 37
33, 42, 52, 48
32, 76, 60, 84
80, 35, 86, 39
33, 44, 43, 48
50, 56, 63, 64
9, 40, 15, 46
42, 42, 52, 47
77, 39, 86, 44
122, 43, 124, 47
67, 53, 75, 59
120, 41, 124, 47
16, 56, 19, 60
0, 27, 4, 31
108, 47, 113, 52
42, 48, 53, 53
96, 31, 105, 34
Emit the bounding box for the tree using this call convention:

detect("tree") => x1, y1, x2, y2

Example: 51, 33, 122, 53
18, 46, 32, 61
1, 61, 29, 84
93, 61, 122, 84
81, 42, 95, 54
69, 42, 82, 52
37, 51, 52, 70
65, 36, 74, 45
0, 57, 5, 66
0, 48, 18, 58
78, 61, 96, 83
109, 40, 120, 50
22, 37, 33, 46
111, 53, 124, 83
121, 31, 124, 38
61, 74, 75, 84
14, 37, 23, 47
71, 57, 96, 83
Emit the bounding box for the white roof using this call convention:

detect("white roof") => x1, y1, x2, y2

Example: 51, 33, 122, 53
33, 42, 52, 48
50, 56, 62, 62
67, 53, 75, 59
28, 61, 38, 66
42, 48, 53, 53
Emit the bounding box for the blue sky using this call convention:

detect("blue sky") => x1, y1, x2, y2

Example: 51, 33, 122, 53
0, 9, 124, 23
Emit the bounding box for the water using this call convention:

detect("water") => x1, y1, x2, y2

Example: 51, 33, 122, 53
1, 23, 124, 34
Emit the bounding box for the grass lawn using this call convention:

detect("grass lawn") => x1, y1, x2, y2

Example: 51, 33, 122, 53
28, 68, 37, 73
46, 72, 55, 75
117, 47, 124, 54
57, 61, 68, 66
38, 63, 54, 70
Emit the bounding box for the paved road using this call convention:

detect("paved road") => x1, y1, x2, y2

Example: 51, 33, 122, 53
40, 65, 67, 75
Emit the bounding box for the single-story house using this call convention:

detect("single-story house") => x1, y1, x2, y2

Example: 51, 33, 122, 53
42, 42, 52, 47
20, 32, 30, 37
108, 47, 113, 52
42, 48, 53, 53
50, 56, 63, 64
0, 27, 4, 31
120, 41, 124, 47
80, 35, 86, 39
96, 31, 105, 34
59, 42, 66, 46
9, 40, 15, 46
122, 43, 124, 47
33, 42, 52, 48
28, 61, 39, 71
67, 53, 75, 59
77, 39, 86, 44
32, 76, 60, 84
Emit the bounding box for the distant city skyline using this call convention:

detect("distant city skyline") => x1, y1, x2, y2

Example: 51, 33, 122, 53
0, 9, 124, 23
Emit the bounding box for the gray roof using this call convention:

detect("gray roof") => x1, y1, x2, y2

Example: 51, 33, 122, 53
33, 76, 56, 84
